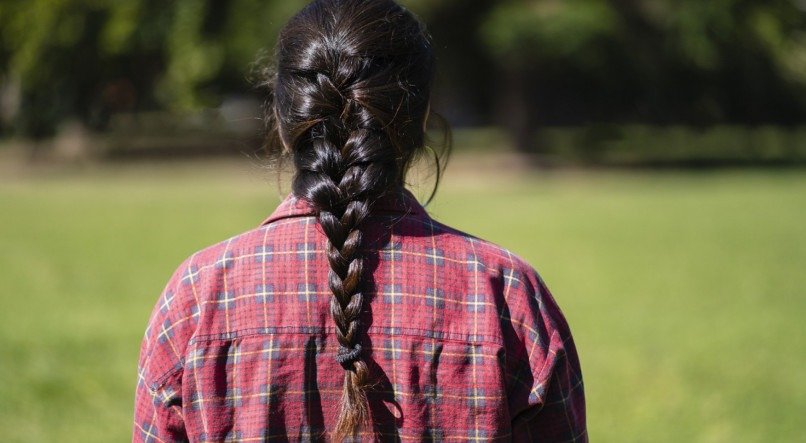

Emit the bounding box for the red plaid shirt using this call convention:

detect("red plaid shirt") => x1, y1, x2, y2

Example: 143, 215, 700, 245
134, 189, 586, 442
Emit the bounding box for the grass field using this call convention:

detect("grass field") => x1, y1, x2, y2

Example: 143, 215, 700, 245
1, 159, 804, 442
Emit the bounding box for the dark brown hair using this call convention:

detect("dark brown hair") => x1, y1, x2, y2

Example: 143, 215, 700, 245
257, 0, 447, 439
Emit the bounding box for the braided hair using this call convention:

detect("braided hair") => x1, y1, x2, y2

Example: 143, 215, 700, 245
258, 0, 443, 439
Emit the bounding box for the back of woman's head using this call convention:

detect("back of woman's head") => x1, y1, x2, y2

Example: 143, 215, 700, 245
259, 0, 439, 439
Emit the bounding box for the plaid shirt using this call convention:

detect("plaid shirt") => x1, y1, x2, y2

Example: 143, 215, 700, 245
134, 189, 586, 442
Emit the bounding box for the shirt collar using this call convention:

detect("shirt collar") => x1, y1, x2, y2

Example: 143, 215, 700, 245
259, 187, 429, 226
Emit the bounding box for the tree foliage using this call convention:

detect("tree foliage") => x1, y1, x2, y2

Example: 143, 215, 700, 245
480, 0, 806, 125
0, 0, 308, 137
0, 0, 804, 139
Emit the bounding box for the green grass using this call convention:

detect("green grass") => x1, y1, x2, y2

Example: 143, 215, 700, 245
1, 160, 804, 442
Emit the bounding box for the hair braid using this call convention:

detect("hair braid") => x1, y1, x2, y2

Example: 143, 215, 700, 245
292, 72, 399, 439
262, 0, 444, 439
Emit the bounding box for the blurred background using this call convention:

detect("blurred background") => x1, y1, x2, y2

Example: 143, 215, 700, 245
1, 0, 804, 441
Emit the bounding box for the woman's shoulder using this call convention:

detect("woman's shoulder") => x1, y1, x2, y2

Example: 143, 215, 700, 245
409, 215, 543, 281
169, 217, 307, 275
153, 223, 286, 309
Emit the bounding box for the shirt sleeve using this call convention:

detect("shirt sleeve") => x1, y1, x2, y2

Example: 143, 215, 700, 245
503, 265, 587, 442
133, 256, 198, 443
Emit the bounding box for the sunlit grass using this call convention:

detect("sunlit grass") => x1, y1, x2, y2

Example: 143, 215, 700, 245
1, 160, 804, 442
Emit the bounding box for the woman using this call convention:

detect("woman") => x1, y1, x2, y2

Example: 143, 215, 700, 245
133, 0, 586, 441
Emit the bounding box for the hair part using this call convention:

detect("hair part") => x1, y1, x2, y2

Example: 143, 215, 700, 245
256, 0, 449, 439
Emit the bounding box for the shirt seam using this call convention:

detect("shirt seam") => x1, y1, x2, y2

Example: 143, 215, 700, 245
145, 327, 508, 392
148, 362, 184, 394
145, 334, 545, 415
188, 326, 504, 346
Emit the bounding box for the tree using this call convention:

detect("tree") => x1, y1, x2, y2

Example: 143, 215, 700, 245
0, 0, 308, 138
477, 0, 806, 154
